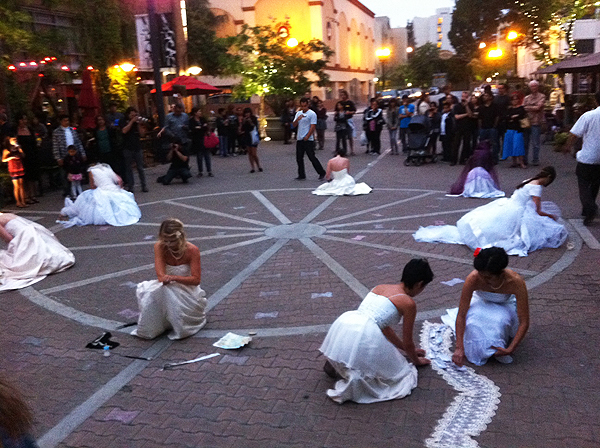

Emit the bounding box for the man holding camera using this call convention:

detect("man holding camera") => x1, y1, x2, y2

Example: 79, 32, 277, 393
121, 107, 149, 192
157, 139, 192, 185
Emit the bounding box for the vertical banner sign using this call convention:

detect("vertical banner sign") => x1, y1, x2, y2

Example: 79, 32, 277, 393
135, 13, 177, 70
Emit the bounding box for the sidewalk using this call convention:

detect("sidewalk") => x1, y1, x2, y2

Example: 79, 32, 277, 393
0, 132, 598, 448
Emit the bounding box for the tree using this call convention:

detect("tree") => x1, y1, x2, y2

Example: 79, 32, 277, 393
186, 0, 229, 76
220, 23, 334, 117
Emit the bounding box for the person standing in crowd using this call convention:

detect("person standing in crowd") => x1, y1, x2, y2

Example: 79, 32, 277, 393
121, 107, 148, 193
235, 107, 247, 154
502, 94, 527, 169
16, 114, 40, 204
106, 101, 124, 129
215, 108, 229, 158
494, 83, 511, 162
315, 99, 327, 151
52, 114, 86, 197
339, 90, 357, 156
567, 90, 600, 226
189, 107, 211, 177
451, 91, 472, 165
387, 98, 400, 155
523, 80, 546, 167
398, 95, 415, 152
438, 85, 459, 110
293, 97, 326, 180
427, 102, 441, 156
334, 101, 348, 155
158, 103, 190, 152
364, 98, 385, 155
92, 115, 118, 172
466, 94, 481, 150
440, 101, 454, 162
478, 91, 500, 157
281, 99, 295, 145
226, 105, 239, 156
63, 145, 85, 199
2, 137, 27, 208
241, 107, 262, 173
417, 92, 430, 115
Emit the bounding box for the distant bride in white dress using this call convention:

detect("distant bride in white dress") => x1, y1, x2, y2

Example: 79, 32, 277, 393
0, 213, 74, 291
59, 163, 141, 227
319, 259, 433, 404
312, 150, 372, 196
414, 166, 567, 256
132, 219, 207, 340
442, 247, 529, 366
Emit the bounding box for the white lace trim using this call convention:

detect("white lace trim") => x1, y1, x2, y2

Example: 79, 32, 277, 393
420, 321, 501, 448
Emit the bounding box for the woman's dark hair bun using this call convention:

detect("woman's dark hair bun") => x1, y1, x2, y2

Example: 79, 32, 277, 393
473, 247, 508, 275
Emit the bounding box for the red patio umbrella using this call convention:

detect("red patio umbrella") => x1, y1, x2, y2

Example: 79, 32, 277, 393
78, 70, 100, 129
150, 75, 221, 95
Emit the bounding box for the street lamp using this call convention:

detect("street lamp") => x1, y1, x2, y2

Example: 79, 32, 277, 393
187, 66, 202, 76
375, 47, 391, 91
487, 48, 503, 59
119, 62, 136, 72
286, 38, 299, 48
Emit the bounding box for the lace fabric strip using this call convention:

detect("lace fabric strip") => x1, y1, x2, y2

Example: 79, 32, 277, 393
420, 321, 501, 448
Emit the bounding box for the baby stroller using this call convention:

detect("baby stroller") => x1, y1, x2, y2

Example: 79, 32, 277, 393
404, 115, 436, 166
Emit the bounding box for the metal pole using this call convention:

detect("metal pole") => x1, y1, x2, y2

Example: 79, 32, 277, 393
147, 0, 165, 127
381, 60, 386, 91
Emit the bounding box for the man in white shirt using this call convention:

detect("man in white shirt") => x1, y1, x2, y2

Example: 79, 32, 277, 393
292, 97, 326, 180
52, 115, 86, 196
567, 91, 600, 226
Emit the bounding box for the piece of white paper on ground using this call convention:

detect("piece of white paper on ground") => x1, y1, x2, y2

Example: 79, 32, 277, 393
441, 278, 465, 286
213, 333, 252, 349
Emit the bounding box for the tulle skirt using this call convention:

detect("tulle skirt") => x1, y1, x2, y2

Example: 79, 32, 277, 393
60, 188, 141, 227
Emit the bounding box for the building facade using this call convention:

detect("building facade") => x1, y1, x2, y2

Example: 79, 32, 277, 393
207, 0, 377, 105
411, 7, 454, 52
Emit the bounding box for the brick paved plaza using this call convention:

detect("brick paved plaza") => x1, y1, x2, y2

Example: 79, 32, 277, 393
1, 131, 599, 448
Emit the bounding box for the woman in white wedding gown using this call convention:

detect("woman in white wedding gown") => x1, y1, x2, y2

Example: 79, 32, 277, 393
132, 219, 207, 340
59, 163, 141, 227
312, 150, 372, 196
443, 247, 529, 366
0, 213, 74, 291
414, 166, 567, 256
319, 259, 433, 404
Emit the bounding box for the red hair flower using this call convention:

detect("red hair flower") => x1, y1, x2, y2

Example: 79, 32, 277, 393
473, 248, 482, 257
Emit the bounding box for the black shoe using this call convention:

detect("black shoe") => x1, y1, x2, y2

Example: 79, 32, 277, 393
318, 174, 326, 180
142, 186, 149, 192
583, 215, 595, 226
198, 172, 203, 177
295, 176, 306, 180
208, 172, 214, 177
258, 167, 263, 172
250, 169, 255, 173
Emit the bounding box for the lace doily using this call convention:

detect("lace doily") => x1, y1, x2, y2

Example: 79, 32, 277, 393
420, 321, 501, 448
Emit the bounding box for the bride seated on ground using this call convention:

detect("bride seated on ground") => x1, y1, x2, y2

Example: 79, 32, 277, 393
132, 218, 207, 340
59, 162, 141, 227
442, 247, 529, 366
0, 213, 74, 291
312, 149, 372, 196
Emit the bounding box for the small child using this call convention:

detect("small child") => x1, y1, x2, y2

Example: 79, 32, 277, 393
64, 145, 84, 199
2, 137, 27, 208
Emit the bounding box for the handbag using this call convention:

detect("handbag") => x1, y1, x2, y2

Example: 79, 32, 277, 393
359, 131, 368, 146
519, 116, 531, 129
204, 132, 219, 149
250, 126, 260, 146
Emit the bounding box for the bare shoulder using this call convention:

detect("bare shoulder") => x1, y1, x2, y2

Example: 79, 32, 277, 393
186, 242, 201, 256
505, 269, 526, 288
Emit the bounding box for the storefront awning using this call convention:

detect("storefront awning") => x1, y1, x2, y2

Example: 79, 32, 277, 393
533, 52, 600, 74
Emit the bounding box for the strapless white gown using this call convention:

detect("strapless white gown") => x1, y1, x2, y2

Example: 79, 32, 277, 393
458, 167, 505, 198
319, 292, 418, 404
60, 164, 141, 227
312, 169, 372, 196
0, 217, 75, 291
132, 264, 207, 340
414, 183, 567, 256
441, 290, 519, 366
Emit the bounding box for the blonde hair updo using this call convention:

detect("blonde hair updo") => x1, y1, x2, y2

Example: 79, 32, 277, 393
159, 218, 187, 259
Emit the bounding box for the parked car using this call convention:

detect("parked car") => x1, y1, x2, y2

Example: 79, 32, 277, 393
379, 89, 398, 106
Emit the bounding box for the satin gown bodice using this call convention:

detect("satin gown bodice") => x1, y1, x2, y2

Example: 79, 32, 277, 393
510, 183, 542, 207
474, 290, 515, 304
165, 264, 190, 276
357, 292, 400, 329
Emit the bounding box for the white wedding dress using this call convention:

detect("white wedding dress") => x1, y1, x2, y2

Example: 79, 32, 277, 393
414, 184, 567, 256
319, 292, 418, 404
441, 290, 519, 366
0, 217, 75, 291
132, 264, 208, 340
312, 169, 372, 196
60, 164, 141, 227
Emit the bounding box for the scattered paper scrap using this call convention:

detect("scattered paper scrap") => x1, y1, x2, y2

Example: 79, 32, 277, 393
434, 220, 446, 226
213, 333, 252, 350
374, 224, 384, 229
301, 271, 319, 277
119, 282, 139, 289
118, 308, 140, 319
162, 353, 220, 370
376, 251, 390, 256
311, 292, 333, 299
103, 409, 139, 424
143, 235, 154, 240
376, 263, 393, 270
259, 291, 279, 297
441, 278, 465, 286
352, 235, 366, 241
255, 311, 279, 319
233, 206, 245, 210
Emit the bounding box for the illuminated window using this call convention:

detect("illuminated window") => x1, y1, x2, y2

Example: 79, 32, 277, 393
437, 26, 442, 32
438, 17, 443, 24
437, 42, 442, 48
438, 33, 443, 40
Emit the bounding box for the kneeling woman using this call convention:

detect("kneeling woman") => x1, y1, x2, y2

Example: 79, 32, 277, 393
319, 259, 433, 404
0, 213, 74, 291
442, 247, 529, 366
133, 219, 207, 340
